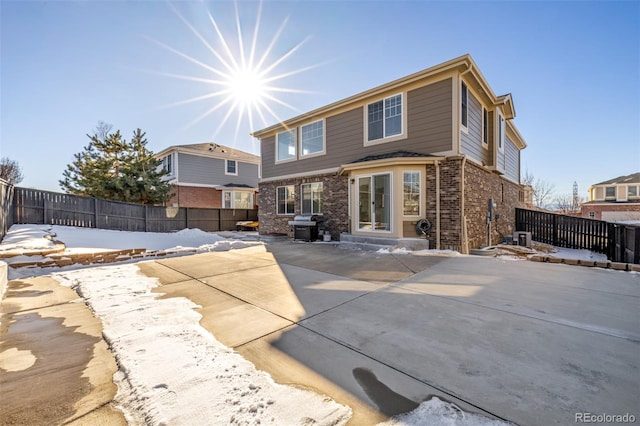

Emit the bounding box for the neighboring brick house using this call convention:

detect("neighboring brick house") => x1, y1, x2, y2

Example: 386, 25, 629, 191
155, 143, 260, 209
581, 173, 640, 222
251, 54, 528, 251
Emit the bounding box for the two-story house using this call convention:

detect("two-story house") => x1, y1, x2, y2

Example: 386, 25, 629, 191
155, 143, 260, 209
251, 54, 527, 251
581, 172, 640, 222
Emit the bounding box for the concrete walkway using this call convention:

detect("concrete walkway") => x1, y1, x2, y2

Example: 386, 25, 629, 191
2, 240, 639, 425
0, 275, 126, 425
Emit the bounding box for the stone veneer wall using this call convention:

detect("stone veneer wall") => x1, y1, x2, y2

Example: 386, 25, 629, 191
258, 173, 349, 239
425, 158, 462, 250
464, 161, 523, 249
425, 157, 523, 251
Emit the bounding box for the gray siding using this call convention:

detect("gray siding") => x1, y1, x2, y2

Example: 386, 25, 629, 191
460, 91, 485, 164
497, 146, 506, 172
177, 153, 259, 187
504, 136, 520, 183
261, 77, 453, 179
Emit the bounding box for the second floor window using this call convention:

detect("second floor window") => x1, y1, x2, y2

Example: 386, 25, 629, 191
482, 107, 488, 145
163, 155, 172, 174
461, 81, 468, 128
301, 120, 324, 156
226, 159, 237, 175
277, 186, 295, 215
605, 186, 616, 198
629, 186, 638, 198
301, 182, 323, 214
277, 129, 296, 162
367, 94, 403, 142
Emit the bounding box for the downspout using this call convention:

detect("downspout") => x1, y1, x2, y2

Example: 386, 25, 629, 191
460, 155, 468, 254
435, 160, 441, 250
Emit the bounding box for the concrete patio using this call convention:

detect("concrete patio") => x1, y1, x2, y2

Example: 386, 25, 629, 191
2, 240, 639, 425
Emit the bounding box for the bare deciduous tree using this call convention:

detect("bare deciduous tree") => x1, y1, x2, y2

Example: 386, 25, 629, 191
0, 157, 24, 185
554, 193, 584, 215
522, 169, 555, 209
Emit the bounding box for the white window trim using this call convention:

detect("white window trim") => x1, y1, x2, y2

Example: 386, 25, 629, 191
225, 159, 238, 176
300, 182, 323, 215
460, 81, 469, 134
275, 129, 297, 164
299, 119, 326, 159
482, 107, 489, 149
222, 190, 232, 208
402, 170, 421, 218
276, 185, 295, 216
364, 92, 407, 147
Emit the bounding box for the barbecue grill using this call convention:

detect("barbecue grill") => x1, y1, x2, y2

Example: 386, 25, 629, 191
288, 214, 321, 241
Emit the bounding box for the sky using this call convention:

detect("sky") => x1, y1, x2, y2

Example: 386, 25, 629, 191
1, 0, 638, 199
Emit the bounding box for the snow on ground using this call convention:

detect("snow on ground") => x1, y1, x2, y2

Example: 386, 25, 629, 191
0, 224, 261, 254
1, 224, 523, 425
54, 264, 352, 425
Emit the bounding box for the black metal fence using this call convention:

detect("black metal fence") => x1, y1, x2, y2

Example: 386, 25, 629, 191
11, 187, 257, 233
516, 208, 639, 264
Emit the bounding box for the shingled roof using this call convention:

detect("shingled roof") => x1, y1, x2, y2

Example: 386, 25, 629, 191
349, 151, 435, 164
594, 172, 640, 186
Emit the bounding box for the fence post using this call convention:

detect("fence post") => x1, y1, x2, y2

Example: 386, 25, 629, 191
185, 207, 189, 229
144, 205, 148, 232
94, 198, 98, 228
552, 214, 558, 247
43, 199, 48, 225
634, 227, 640, 265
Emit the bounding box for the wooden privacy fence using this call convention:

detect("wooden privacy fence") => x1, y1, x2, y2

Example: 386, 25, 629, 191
11, 187, 258, 233
0, 180, 14, 240
516, 208, 639, 264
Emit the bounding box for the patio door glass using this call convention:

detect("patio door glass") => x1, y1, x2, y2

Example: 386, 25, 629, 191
357, 173, 391, 231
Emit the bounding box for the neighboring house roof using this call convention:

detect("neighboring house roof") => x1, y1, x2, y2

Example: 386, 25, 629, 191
593, 172, 640, 186
251, 53, 526, 149
155, 143, 260, 164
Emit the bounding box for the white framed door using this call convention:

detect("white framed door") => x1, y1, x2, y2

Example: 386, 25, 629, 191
357, 173, 391, 232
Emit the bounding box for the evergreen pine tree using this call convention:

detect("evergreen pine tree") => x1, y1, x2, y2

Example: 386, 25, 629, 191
60, 125, 173, 205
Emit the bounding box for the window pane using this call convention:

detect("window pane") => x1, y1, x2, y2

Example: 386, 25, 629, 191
368, 101, 383, 141
629, 186, 638, 197
358, 177, 371, 229
234, 192, 251, 209
223, 192, 231, 208
301, 121, 324, 156
384, 95, 402, 137
403, 171, 420, 216
277, 130, 296, 161
461, 82, 468, 127
277, 186, 295, 214
482, 108, 488, 144
227, 160, 236, 174
605, 187, 616, 197
301, 182, 323, 214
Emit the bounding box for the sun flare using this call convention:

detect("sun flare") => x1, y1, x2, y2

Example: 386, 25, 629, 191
147, 1, 317, 145
226, 67, 267, 107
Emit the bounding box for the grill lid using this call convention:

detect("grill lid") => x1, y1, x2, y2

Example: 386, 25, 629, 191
288, 214, 319, 226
